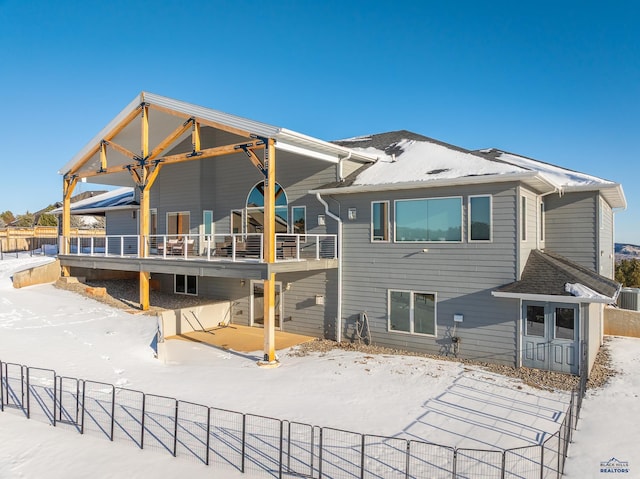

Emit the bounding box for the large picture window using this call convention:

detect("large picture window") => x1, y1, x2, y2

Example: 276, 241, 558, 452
395, 197, 462, 242
371, 201, 389, 241
469, 195, 491, 241
388, 290, 436, 336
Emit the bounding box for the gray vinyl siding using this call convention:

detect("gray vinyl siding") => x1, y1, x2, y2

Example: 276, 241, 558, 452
598, 196, 614, 279
333, 183, 519, 365
152, 160, 203, 234
544, 192, 598, 272
279, 270, 338, 339
106, 210, 138, 236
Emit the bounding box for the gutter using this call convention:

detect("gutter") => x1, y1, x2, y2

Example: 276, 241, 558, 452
491, 290, 616, 304
316, 192, 344, 343
310, 171, 558, 196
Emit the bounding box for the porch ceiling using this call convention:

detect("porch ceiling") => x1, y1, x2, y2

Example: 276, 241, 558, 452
59, 92, 376, 187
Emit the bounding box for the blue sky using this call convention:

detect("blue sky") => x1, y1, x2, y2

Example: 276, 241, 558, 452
1, 0, 638, 242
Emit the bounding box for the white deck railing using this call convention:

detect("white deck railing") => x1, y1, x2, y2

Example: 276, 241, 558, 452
63, 233, 338, 262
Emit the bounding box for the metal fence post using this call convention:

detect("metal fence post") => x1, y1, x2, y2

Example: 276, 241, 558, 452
241, 414, 246, 473
318, 427, 324, 479
0, 362, 4, 412
25, 366, 30, 419
405, 441, 411, 479
501, 450, 506, 479
360, 434, 366, 479
140, 393, 146, 449
80, 380, 86, 435
205, 407, 211, 466
173, 399, 178, 457
279, 420, 284, 479
110, 385, 115, 441
540, 444, 544, 479
452, 448, 457, 479
53, 375, 57, 427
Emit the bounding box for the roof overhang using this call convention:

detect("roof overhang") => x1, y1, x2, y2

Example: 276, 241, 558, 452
311, 171, 558, 195
491, 291, 616, 304
561, 183, 627, 210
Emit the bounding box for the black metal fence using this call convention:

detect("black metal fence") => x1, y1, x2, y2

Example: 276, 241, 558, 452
0, 357, 588, 478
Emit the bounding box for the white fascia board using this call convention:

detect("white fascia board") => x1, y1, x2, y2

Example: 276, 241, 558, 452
310, 171, 555, 195
277, 129, 377, 164
562, 183, 627, 210
52, 204, 139, 216
491, 291, 615, 304
276, 141, 340, 163
59, 93, 144, 175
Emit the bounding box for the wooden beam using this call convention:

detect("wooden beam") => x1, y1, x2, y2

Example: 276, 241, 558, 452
192, 121, 201, 154
104, 140, 138, 161
69, 105, 143, 176
99, 142, 107, 172
146, 102, 254, 140
148, 118, 194, 161
161, 141, 265, 165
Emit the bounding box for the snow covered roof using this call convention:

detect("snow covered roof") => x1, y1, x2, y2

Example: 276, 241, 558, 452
317, 131, 626, 208
51, 187, 137, 215
493, 250, 621, 304
477, 149, 626, 209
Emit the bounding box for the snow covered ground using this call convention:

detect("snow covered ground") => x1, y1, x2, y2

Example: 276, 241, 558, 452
0, 256, 637, 478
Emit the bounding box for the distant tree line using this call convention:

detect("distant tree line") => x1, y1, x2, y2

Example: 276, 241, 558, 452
0, 207, 104, 229
615, 259, 640, 288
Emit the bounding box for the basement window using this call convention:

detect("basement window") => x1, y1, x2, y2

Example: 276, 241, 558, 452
175, 274, 198, 295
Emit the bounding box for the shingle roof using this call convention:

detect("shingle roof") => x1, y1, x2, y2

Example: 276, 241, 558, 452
495, 249, 620, 299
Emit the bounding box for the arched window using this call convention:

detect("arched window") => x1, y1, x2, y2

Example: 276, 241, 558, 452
245, 182, 288, 233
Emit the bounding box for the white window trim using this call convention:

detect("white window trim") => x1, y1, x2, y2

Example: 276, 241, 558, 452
371, 200, 390, 243
387, 289, 437, 337
202, 210, 214, 236
393, 196, 464, 243
468, 195, 492, 243
174, 274, 198, 296
291, 205, 306, 234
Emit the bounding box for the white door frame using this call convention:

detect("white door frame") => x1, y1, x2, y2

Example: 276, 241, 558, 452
249, 280, 283, 330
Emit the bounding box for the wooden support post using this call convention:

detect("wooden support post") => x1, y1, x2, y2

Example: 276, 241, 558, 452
139, 104, 150, 311
61, 176, 78, 276
259, 139, 279, 367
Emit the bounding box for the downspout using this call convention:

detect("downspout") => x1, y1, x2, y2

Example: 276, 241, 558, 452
316, 192, 343, 343
337, 152, 351, 182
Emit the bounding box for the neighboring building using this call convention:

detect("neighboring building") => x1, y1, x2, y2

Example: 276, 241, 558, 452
57, 93, 626, 375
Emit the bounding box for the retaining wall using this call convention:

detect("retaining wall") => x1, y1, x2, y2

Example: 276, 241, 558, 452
604, 306, 640, 338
